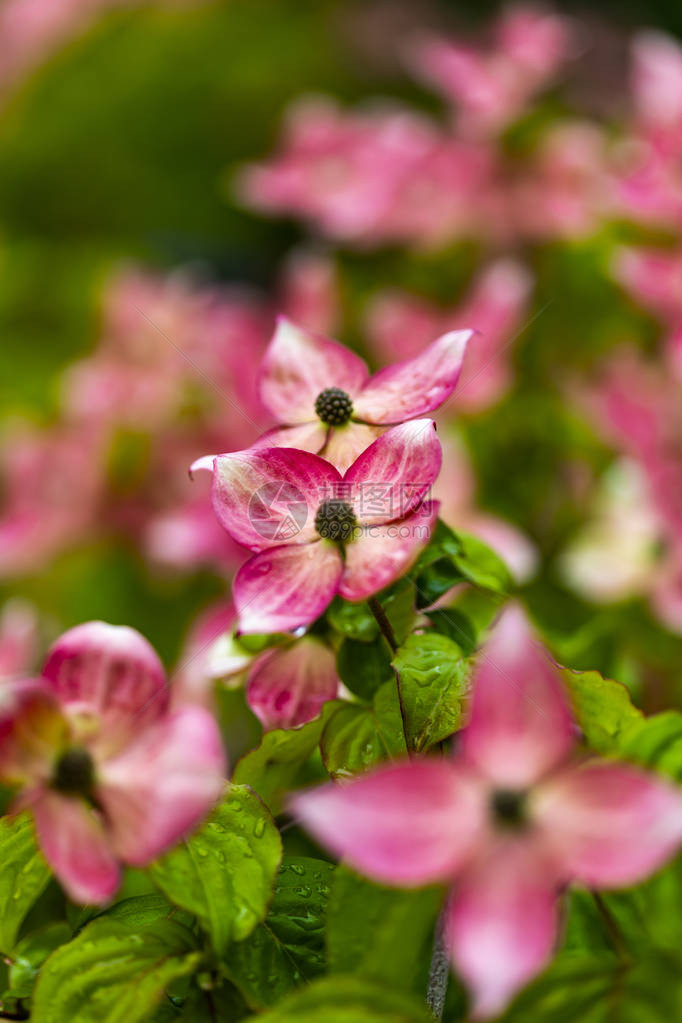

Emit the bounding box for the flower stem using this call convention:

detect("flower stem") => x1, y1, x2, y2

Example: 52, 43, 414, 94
426, 906, 449, 1020
367, 596, 412, 751
367, 596, 398, 652
592, 891, 629, 963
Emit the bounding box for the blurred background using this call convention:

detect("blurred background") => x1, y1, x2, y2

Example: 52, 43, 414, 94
2, 0, 682, 738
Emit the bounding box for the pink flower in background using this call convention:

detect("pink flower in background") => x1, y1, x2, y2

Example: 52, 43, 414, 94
613, 246, 682, 380
0, 621, 225, 903
174, 602, 340, 730
513, 122, 612, 239
409, 5, 575, 137
228, 318, 470, 473
0, 425, 104, 578
237, 97, 496, 248
294, 604, 682, 1017
366, 260, 532, 413
0, 599, 39, 680
279, 249, 340, 337
201, 419, 442, 633
435, 432, 537, 583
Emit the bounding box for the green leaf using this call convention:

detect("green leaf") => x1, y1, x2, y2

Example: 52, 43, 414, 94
327, 597, 379, 642
102, 894, 191, 930
6, 922, 71, 1000
424, 608, 477, 656
321, 682, 407, 779
500, 950, 682, 1022
31, 917, 201, 1023
451, 530, 511, 594
393, 633, 470, 752
225, 857, 334, 1008
410, 520, 464, 609
232, 704, 337, 814
326, 865, 442, 995
253, 975, 433, 1023
0, 813, 51, 953
560, 668, 643, 755
337, 635, 394, 701
619, 711, 682, 781
149, 785, 281, 954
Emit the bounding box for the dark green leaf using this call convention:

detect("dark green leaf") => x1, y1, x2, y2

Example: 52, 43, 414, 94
425, 608, 477, 656
0, 813, 51, 953
393, 633, 470, 752
149, 785, 281, 954
321, 682, 407, 779
253, 974, 433, 1022
31, 917, 201, 1023
326, 865, 442, 995
451, 530, 511, 594
232, 704, 338, 814
225, 856, 334, 1008
337, 635, 394, 701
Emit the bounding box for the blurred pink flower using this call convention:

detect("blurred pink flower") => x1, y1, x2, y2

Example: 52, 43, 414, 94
0, 599, 39, 680
0, 425, 104, 577
409, 5, 575, 136
237, 97, 497, 248
202, 420, 442, 633
294, 604, 682, 1017
0, 621, 225, 903
434, 432, 537, 583
366, 260, 532, 412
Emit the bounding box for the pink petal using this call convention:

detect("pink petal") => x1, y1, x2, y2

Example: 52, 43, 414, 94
234, 542, 343, 634
98, 706, 226, 867
292, 760, 486, 886
250, 422, 329, 456
32, 791, 120, 904
42, 622, 169, 736
461, 604, 575, 788
344, 419, 442, 525
448, 836, 559, 1019
211, 447, 341, 551
189, 453, 217, 476
353, 329, 471, 425
0, 679, 65, 784
339, 500, 439, 601
534, 761, 682, 888
247, 637, 339, 730
321, 422, 383, 474
258, 317, 368, 423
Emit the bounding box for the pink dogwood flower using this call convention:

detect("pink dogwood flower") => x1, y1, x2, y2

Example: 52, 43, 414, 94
175, 602, 340, 731
231, 317, 470, 472
202, 419, 442, 633
409, 5, 575, 137
0, 621, 225, 904
293, 604, 682, 1017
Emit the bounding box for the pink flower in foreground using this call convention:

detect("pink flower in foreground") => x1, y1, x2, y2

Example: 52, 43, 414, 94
229, 317, 470, 473
175, 603, 340, 731
0, 599, 39, 680
200, 420, 442, 633
0, 622, 225, 904
293, 604, 682, 1017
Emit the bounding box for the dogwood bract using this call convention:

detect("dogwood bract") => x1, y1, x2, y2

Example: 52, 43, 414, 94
0, 621, 225, 904
201, 418, 441, 633
293, 604, 682, 1018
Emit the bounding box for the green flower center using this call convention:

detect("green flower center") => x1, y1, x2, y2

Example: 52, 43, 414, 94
52, 748, 96, 797
315, 499, 358, 543
490, 789, 527, 829
314, 388, 353, 426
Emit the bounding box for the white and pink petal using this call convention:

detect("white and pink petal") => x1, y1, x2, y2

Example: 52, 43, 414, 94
247, 637, 339, 730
